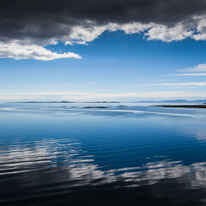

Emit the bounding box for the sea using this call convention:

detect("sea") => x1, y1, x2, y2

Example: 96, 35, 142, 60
1, 103, 206, 205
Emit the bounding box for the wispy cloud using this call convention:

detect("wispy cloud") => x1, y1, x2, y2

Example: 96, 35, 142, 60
174, 63, 206, 77
176, 73, 206, 76
1, 91, 206, 102
132, 82, 206, 87
180, 64, 206, 72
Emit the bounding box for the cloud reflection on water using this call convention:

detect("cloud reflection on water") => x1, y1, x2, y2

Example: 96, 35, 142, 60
1, 138, 206, 190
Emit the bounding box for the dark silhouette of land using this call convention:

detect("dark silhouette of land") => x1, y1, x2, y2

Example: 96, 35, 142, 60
83, 106, 109, 109
12, 101, 119, 104
154, 104, 206, 108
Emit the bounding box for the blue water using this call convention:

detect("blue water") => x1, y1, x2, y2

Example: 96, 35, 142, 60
1, 103, 206, 205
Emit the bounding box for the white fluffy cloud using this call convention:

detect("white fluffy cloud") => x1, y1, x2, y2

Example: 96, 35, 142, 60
120, 22, 152, 34
192, 16, 206, 40
2, 15, 206, 60
0, 41, 81, 61
65, 22, 152, 45
62, 15, 206, 46
145, 23, 193, 42
59, 16, 206, 52
65, 24, 107, 45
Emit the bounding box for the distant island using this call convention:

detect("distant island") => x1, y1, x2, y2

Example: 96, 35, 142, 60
12, 101, 120, 103
13, 101, 75, 103
133, 99, 206, 103
83, 106, 109, 108
84, 101, 119, 103
154, 104, 206, 109
9, 99, 206, 105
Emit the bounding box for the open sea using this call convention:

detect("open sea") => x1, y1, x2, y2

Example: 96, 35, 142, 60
1, 103, 206, 205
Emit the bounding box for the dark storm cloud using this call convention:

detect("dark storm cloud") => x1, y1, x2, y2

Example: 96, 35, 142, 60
1, 0, 206, 41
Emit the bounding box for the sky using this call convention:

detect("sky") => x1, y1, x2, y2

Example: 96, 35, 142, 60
1, 0, 206, 102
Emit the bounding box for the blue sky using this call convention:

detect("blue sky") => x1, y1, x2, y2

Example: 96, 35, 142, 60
2, 0, 206, 101
1, 31, 206, 102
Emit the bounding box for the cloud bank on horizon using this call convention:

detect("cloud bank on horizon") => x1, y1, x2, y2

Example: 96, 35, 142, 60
1, 0, 206, 60
2, 91, 206, 102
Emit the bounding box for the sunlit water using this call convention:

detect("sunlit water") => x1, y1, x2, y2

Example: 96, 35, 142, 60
1, 103, 206, 205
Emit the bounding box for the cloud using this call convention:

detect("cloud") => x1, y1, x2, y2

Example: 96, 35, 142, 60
1, 91, 206, 102
0, 40, 81, 61
62, 16, 206, 44
181, 63, 206, 72
157, 82, 206, 86
1, 0, 206, 40
176, 73, 206, 76
1, 1, 206, 59
64, 22, 152, 45
145, 23, 193, 42
132, 82, 206, 87
175, 63, 206, 76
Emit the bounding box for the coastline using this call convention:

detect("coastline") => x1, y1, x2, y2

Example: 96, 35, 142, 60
153, 104, 206, 108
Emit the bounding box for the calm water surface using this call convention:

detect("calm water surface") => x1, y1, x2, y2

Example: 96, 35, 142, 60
1, 103, 206, 205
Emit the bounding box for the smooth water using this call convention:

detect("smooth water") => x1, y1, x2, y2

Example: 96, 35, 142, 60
1, 103, 206, 205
